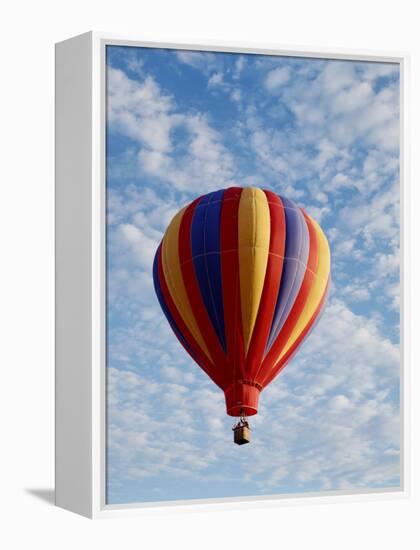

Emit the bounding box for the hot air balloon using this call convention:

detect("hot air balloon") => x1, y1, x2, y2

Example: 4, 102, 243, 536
153, 187, 331, 444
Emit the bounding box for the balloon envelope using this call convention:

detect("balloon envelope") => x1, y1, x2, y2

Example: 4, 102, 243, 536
153, 187, 330, 416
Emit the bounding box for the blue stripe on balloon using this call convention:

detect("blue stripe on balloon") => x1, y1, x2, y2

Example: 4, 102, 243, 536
191, 189, 227, 352
152, 247, 197, 361
265, 197, 310, 352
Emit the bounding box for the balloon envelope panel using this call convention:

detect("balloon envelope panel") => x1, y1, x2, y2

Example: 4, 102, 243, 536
153, 186, 331, 416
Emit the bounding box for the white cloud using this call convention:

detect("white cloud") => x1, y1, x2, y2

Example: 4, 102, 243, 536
208, 71, 224, 87
229, 58, 400, 217
341, 282, 371, 302
175, 50, 219, 75
264, 66, 291, 92
233, 56, 245, 79
108, 65, 236, 193
115, 223, 157, 271
306, 203, 330, 223
108, 68, 175, 153
314, 191, 329, 204
283, 184, 305, 200
336, 178, 399, 254
333, 238, 355, 256
363, 149, 399, 178
331, 81, 373, 114
138, 149, 170, 174
375, 249, 400, 277
124, 53, 145, 77
311, 139, 339, 171
279, 60, 399, 152
386, 281, 400, 312
230, 89, 242, 102
361, 62, 399, 82
137, 114, 235, 192
250, 130, 290, 175
207, 71, 244, 105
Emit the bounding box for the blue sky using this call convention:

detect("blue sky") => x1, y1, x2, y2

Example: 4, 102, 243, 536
105, 45, 400, 505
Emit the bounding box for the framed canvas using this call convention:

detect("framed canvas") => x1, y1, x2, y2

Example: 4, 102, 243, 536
55, 32, 409, 518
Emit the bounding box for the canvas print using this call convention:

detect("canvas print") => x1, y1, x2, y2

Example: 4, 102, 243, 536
106, 45, 400, 504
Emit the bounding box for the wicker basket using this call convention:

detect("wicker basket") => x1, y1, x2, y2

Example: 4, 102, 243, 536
233, 425, 251, 445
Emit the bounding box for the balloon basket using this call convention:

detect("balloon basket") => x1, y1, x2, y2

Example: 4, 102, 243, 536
232, 417, 251, 445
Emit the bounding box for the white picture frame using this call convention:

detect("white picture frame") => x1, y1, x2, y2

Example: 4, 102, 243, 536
55, 31, 410, 519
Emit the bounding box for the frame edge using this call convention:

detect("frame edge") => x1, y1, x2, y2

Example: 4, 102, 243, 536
55, 31, 94, 519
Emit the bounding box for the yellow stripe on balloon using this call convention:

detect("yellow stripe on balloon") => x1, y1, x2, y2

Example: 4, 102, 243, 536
161, 208, 212, 363
276, 215, 330, 363
238, 187, 271, 354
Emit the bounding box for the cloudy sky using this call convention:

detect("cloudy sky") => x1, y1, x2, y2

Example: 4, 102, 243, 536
105, 45, 400, 505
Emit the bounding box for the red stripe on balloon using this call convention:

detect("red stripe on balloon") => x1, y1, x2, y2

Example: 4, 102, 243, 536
178, 198, 228, 373
261, 278, 329, 387
257, 210, 319, 385
157, 243, 224, 388
246, 190, 286, 381
219, 187, 245, 387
